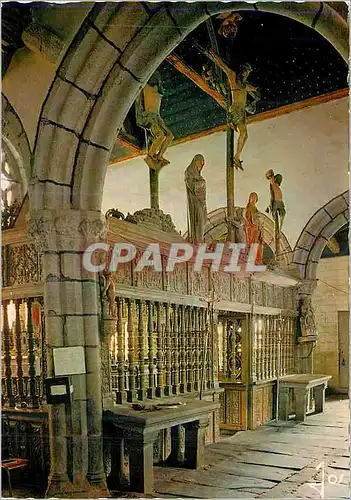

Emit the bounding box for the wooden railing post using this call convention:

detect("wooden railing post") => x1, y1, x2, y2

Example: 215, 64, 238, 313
3, 300, 15, 407
15, 299, 25, 405
126, 298, 137, 402
27, 298, 39, 408
147, 301, 156, 399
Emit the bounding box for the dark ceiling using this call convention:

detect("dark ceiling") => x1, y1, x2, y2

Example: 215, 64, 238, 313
321, 223, 349, 258
1, 3, 348, 162
118, 8, 348, 160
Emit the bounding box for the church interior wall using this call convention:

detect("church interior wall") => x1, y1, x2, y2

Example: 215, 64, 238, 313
312, 255, 349, 391
104, 96, 348, 249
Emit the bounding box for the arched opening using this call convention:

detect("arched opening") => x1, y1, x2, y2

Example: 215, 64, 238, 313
1, 94, 31, 228
293, 191, 349, 279
30, 2, 348, 212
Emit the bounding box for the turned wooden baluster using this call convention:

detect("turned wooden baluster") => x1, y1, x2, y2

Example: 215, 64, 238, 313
172, 304, 180, 394
147, 301, 156, 398
289, 318, 294, 372
221, 317, 227, 381
263, 317, 268, 379
179, 305, 186, 393
137, 300, 146, 400
164, 303, 172, 396
267, 316, 274, 378
126, 298, 137, 402
27, 298, 39, 408
116, 297, 126, 403
155, 302, 164, 397
193, 308, 200, 391
14, 299, 25, 404
257, 315, 263, 381
272, 317, 277, 377
186, 306, 194, 393
200, 307, 207, 390
206, 308, 212, 389
251, 315, 257, 383
3, 301, 15, 407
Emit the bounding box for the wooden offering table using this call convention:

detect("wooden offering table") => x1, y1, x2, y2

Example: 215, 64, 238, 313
104, 399, 219, 494
279, 374, 331, 422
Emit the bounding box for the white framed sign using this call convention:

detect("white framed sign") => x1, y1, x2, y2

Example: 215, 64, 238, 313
53, 346, 86, 376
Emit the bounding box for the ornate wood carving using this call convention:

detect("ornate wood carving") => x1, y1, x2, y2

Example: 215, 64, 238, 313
8, 244, 41, 286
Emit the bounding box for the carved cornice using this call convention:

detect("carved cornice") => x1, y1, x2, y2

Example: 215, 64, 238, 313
28, 209, 106, 252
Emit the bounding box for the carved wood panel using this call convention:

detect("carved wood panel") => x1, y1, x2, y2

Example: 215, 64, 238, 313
164, 262, 188, 294
8, 244, 41, 286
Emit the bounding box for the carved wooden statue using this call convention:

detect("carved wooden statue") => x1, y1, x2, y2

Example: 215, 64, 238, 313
135, 71, 174, 171
185, 154, 207, 243
200, 47, 260, 170
244, 192, 264, 265
265, 169, 286, 232
102, 271, 117, 318
299, 296, 317, 337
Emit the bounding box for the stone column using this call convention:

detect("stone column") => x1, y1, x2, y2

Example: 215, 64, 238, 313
29, 209, 108, 498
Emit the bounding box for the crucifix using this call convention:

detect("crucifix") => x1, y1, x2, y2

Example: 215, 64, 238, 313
135, 71, 174, 210
178, 36, 260, 242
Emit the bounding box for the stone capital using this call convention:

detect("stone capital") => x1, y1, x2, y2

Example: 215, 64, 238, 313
297, 279, 317, 296
28, 209, 107, 252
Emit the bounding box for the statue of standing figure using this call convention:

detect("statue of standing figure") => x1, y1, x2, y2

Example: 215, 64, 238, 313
244, 192, 264, 265
185, 154, 207, 243
265, 169, 286, 232
136, 71, 174, 170
299, 295, 317, 337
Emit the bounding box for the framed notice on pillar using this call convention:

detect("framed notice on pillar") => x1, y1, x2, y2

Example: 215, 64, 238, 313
53, 346, 86, 376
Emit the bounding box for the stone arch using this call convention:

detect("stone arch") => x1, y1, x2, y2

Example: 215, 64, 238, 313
203, 206, 293, 266
2, 93, 31, 195
30, 1, 348, 212
293, 191, 349, 279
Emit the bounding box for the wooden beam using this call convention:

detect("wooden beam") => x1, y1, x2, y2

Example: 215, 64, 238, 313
166, 54, 226, 109
118, 132, 141, 153
108, 88, 348, 165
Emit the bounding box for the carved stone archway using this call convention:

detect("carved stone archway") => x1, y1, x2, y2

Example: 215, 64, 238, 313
2, 94, 31, 195
293, 191, 349, 279
203, 206, 293, 266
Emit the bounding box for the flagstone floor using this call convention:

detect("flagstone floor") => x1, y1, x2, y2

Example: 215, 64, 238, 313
153, 396, 350, 499
2, 397, 349, 499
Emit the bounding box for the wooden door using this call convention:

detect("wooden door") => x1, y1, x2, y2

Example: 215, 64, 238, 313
338, 311, 349, 393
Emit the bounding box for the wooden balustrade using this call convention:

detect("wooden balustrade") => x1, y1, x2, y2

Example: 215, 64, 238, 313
109, 298, 212, 403
1, 297, 44, 408
218, 313, 295, 385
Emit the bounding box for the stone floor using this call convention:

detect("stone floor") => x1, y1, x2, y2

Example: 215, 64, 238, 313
2, 397, 349, 499
153, 396, 350, 499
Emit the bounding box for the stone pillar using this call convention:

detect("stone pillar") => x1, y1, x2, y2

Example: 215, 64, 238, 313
184, 418, 208, 469
296, 279, 318, 374
29, 209, 109, 498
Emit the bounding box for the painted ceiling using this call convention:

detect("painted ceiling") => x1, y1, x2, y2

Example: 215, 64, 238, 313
113, 8, 348, 161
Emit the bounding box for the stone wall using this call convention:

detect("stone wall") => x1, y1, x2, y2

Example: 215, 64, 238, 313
313, 256, 349, 390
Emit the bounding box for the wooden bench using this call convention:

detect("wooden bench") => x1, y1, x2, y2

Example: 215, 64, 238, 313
279, 374, 331, 422
104, 399, 219, 494
1, 458, 29, 497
